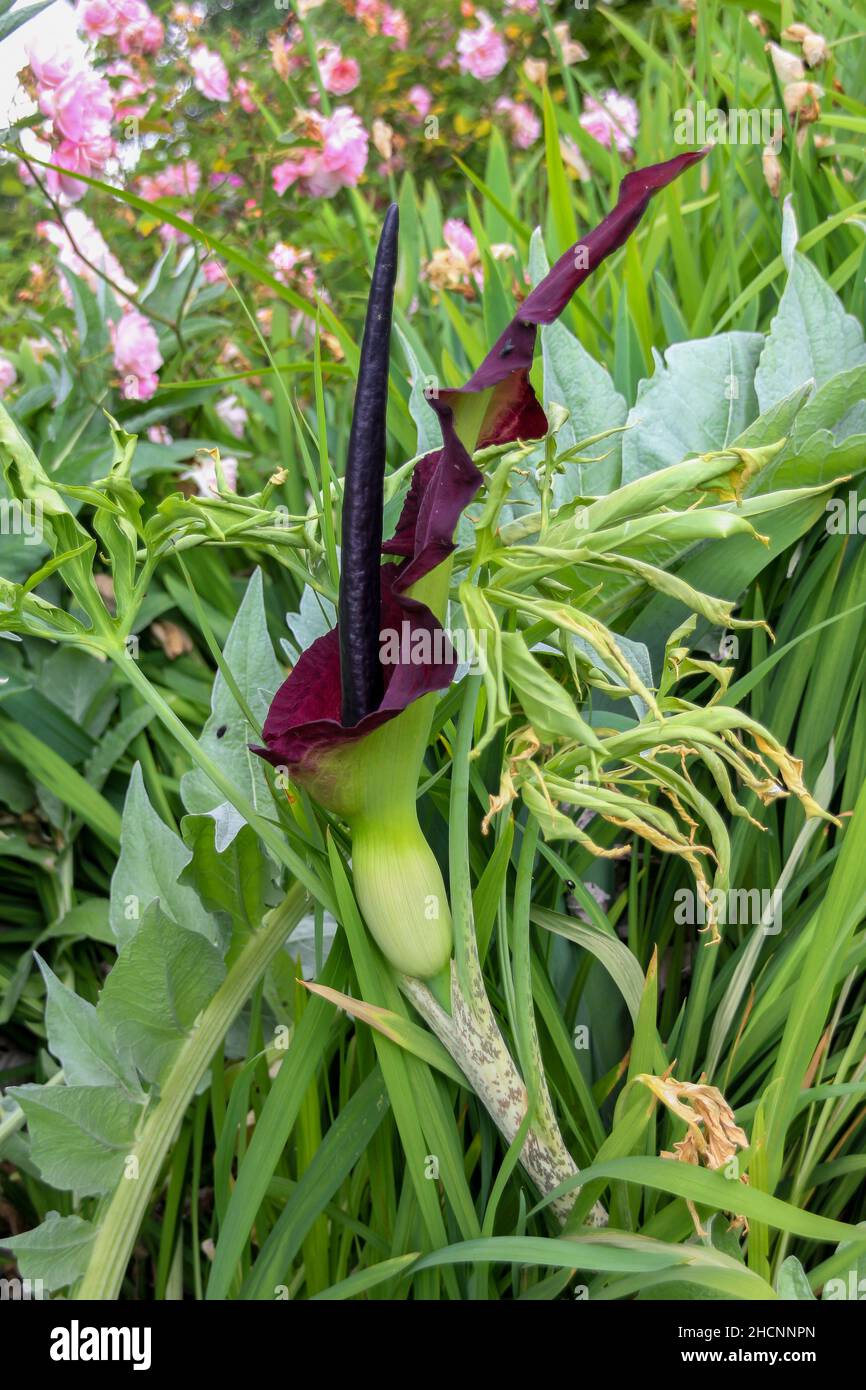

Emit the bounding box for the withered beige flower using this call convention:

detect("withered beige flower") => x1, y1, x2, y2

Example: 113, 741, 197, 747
637, 1071, 750, 1236
783, 81, 824, 123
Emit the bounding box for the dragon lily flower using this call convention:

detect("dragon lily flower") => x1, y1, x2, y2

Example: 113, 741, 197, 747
255, 150, 708, 979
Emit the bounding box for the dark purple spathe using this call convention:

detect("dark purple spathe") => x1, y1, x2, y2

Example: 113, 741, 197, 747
256, 149, 709, 781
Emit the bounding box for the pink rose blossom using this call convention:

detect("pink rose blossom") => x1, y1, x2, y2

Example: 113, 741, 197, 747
319, 46, 361, 96
216, 394, 248, 439
355, 0, 382, 25
457, 11, 507, 81
381, 5, 409, 48
444, 218, 477, 263
273, 107, 368, 199
202, 257, 227, 283
233, 78, 256, 113
111, 308, 163, 400
27, 34, 82, 88
494, 97, 541, 149
190, 46, 230, 102
579, 89, 640, 156
0, 356, 17, 397
114, 0, 161, 46
181, 453, 238, 495
76, 0, 119, 39
407, 83, 432, 121
53, 71, 114, 162
38, 209, 137, 300
46, 141, 94, 201
268, 241, 310, 283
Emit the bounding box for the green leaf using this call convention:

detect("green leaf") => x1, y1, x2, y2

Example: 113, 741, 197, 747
181, 816, 269, 947
0, 0, 53, 43
311, 1253, 420, 1301
528, 230, 626, 497
0, 1212, 96, 1293
500, 631, 603, 749
622, 332, 764, 483
776, 1255, 816, 1300
180, 569, 283, 841
395, 326, 442, 455
8, 1084, 143, 1196
98, 901, 226, 1084
0, 717, 121, 848
241, 1068, 390, 1299
110, 762, 217, 948
36, 956, 142, 1098
755, 252, 866, 412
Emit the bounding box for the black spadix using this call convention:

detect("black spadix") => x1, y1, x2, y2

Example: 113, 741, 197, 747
338, 202, 399, 727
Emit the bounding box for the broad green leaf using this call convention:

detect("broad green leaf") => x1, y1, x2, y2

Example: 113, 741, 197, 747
98, 901, 226, 1084
36, 956, 142, 1098
180, 569, 283, 843
110, 762, 216, 948
529, 230, 626, 497
8, 1084, 142, 1196
181, 816, 269, 946
396, 326, 442, 455
0, 1212, 96, 1293
755, 252, 866, 413
622, 332, 764, 483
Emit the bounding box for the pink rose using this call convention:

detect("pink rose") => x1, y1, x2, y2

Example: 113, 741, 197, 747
216, 394, 248, 439
111, 309, 163, 400
162, 160, 200, 196
494, 97, 541, 149
76, 0, 119, 39
202, 257, 227, 283
382, 5, 409, 49
268, 241, 309, 283
443, 218, 477, 262
190, 46, 230, 102
407, 83, 432, 121
579, 89, 640, 156
27, 34, 83, 88
457, 11, 507, 81
233, 78, 256, 113
53, 72, 114, 163
0, 356, 17, 397
273, 107, 368, 199
181, 453, 238, 495
45, 141, 93, 201
319, 46, 361, 96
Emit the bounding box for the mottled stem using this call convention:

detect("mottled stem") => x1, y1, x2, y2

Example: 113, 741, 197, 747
402, 965, 606, 1227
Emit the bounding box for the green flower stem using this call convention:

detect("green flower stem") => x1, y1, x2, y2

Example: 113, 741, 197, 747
76, 883, 309, 1300
112, 650, 335, 916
